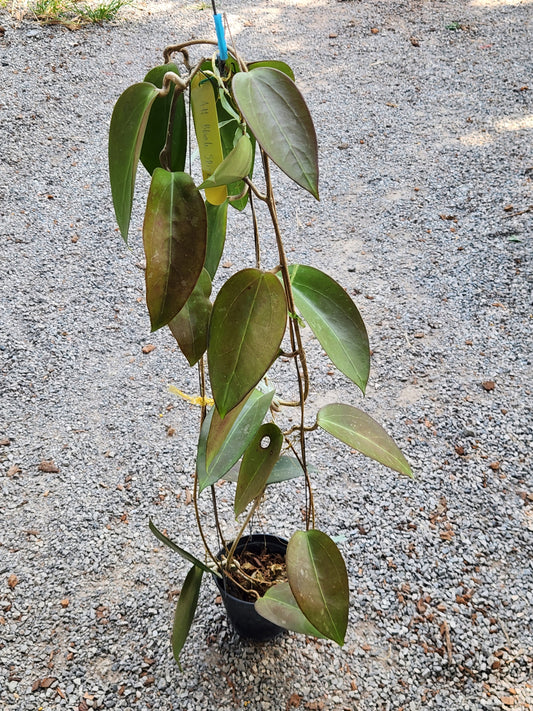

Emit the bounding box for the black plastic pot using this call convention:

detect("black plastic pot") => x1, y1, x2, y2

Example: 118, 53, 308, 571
214, 533, 288, 641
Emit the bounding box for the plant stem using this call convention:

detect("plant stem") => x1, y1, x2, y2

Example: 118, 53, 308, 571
198, 355, 208, 425
198, 358, 225, 548
163, 39, 245, 72
192, 456, 220, 570
164, 39, 219, 64
261, 153, 309, 403
244, 177, 267, 202
284, 437, 315, 528
226, 494, 263, 568
284, 422, 319, 436
261, 150, 314, 529
211, 485, 226, 550
249, 191, 261, 269
228, 182, 249, 203
191, 357, 220, 570
159, 85, 181, 171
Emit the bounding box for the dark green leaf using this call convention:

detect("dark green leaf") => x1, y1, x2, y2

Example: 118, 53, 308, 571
255, 581, 326, 638
248, 60, 295, 81
286, 530, 349, 645
171, 565, 203, 670
205, 200, 228, 279
143, 170, 207, 331
266, 456, 315, 484
317, 404, 412, 477
232, 68, 319, 199
234, 423, 283, 517
109, 82, 159, 241
140, 64, 187, 175
149, 519, 219, 576
168, 269, 212, 366
208, 268, 287, 416
223, 456, 317, 485
198, 134, 253, 189
197, 388, 275, 492
288, 265, 369, 394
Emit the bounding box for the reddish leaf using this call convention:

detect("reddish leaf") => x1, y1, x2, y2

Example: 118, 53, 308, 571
143, 170, 207, 331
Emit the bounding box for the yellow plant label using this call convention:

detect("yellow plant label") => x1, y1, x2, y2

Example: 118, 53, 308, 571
190, 73, 227, 205
168, 384, 214, 407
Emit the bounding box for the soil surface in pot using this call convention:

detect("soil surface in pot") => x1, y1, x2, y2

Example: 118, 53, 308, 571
223, 548, 287, 602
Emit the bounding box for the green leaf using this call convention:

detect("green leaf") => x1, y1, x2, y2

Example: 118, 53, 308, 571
234, 423, 283, 517
255, 581, 326, 638
205, 200, 228, 279
208, 268, 287, 417
143, 170, 207, 331
168, 268, 212, 366
208, 71, 256, 211
140, 64, 187, 175
198, 134, 253, 189
109, 82, 159, 241
288, 265, 370, 394
317, 403, 412, 477
171, 565, 203, 670
218, 87, 242, 123
206, 393, 252, 468
286, 530, 349, 645
217, 112, 255, 212
223, 455, 315, 485
232, 68, 319, 199
196, 406, 214, 492
197, 388, 275, 492
266, 456, 315, 484
149, 519, 219, 576
248, 60, 295, 81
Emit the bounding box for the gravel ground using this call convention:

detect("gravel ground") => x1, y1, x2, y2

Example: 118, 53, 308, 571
1, 0, 532, 709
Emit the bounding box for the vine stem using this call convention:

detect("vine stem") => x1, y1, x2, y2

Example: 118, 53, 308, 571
261, 153, 309, 403
159, 81, 181, 171
191, 356, 221, 570
244, 177, 267, 201
249, 191, 261, 269
261, 150, 314, 530
163, 39, 247, 73
226, 495, 264, 567
284, 436, 315, 528
192, 457, 220, 569
284, 422, 319, 437
158, 57, 205, 99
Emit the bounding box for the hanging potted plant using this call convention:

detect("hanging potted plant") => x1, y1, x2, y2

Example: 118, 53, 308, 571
108, 11, 412, 668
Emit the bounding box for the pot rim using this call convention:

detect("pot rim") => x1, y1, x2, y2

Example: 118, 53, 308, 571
214, 532, 288, 604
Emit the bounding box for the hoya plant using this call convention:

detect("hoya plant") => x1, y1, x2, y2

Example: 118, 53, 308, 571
109, 29, 412, 666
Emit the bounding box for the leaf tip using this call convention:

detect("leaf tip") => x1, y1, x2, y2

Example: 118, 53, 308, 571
403, 462, 415, 479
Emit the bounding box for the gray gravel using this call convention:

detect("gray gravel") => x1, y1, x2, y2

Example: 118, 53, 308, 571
1, 0, 532, 709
